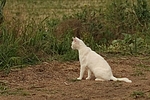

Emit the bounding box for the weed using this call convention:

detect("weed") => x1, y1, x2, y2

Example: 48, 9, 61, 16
131, 91, 145, 98
0, 87, 30, 96
137, 63, 150, 71
135, 70, 144, 76
108, 33, 148, 55
0, 82, 7, 91
0, 0, 6, 24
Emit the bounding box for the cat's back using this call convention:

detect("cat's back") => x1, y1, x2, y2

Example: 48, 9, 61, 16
87, 50, 111, 72
89, 50, 104, 59
82, 47, 104, 62
86, 50, 105, 64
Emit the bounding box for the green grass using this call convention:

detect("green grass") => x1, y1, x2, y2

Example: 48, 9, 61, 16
131, 90, 150, 99
0, 0, 150, 71
0, 87, 30, 96
0, 81, 30, 96
131, 91, 145, 98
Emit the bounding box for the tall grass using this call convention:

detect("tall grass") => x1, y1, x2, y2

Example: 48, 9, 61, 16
0, 0, 6, 24
0, 0, 150, 71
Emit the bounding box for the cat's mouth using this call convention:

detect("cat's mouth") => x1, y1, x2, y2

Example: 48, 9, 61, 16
71, 45, 76, 50
71, 45, 74, 49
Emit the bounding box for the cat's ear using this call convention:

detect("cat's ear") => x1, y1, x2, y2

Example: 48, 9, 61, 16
72, 37, 77, 42
75, 37, 81, 41
75, 37, 79, 39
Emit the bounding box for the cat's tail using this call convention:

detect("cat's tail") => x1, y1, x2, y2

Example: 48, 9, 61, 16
110, 76, 132, 83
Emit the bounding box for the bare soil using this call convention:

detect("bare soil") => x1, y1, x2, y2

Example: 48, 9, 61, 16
0, 55, 150, 100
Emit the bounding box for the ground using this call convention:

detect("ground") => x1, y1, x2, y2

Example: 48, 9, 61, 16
0, 55, 150, 100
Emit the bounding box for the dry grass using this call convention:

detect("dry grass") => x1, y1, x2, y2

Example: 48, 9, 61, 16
4, 0, 107, 21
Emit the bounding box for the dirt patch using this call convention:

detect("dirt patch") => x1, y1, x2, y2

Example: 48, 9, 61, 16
0, 56, 150, 100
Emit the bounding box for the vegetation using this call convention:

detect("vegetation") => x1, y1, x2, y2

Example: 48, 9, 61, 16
0, 0, 5, 24
0, 0, 150, 71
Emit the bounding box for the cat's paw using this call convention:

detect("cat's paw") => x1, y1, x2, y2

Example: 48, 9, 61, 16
95, 78, 105, 81
86, 77, 91, 80
77, 77, 82, 80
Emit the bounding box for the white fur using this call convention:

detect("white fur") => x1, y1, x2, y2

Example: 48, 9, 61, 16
71, 37, 132, 83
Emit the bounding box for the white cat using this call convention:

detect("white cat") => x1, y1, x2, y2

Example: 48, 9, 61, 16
71, 37, 132, 83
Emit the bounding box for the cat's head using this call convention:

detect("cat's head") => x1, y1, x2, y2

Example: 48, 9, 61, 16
71, 37, 85, 50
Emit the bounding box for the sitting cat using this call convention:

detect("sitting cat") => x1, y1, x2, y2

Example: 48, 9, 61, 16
71, 37, 132, 83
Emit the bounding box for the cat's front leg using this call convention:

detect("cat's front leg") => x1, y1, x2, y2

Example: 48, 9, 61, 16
86, 69, 91, 80
77, 65, 86, 80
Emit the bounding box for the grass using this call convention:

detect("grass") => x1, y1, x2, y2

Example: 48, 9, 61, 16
131, 90, 150, 99
0, 87, 30, 96
0, 0, 150, 71
131, 91, 145, 98
0, 81, 30, 96
4, 0, 105, 21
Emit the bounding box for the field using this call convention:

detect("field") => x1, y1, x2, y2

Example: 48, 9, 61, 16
0, 0, 150, 100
